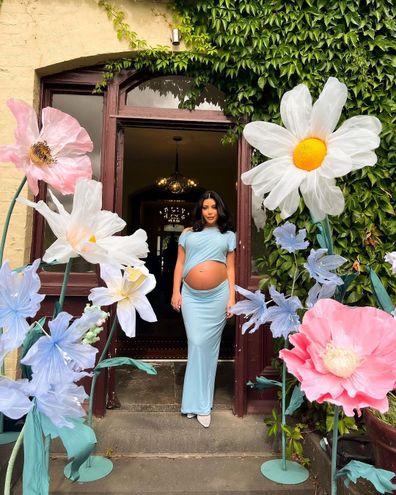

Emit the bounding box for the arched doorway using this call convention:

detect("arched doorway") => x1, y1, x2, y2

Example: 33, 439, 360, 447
34, 67, 274, 417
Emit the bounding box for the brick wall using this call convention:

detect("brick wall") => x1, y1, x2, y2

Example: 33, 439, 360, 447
0, 0, 173, 377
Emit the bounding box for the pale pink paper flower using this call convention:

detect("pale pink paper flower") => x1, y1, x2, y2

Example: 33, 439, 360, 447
0, 99, 93, 195
280, 299, 396, 416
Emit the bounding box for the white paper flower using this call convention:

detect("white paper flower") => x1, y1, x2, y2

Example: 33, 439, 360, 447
89, 264, 157, 338
18, 179, 148, 267
385, 252, 396, 274
242, 77, 381, 220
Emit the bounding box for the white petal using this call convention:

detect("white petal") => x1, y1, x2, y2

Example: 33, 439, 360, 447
17, 197, 67, 239
278, 188, 301, 219
48, 189, 70, 219
99, 264, 123, 289
318, 148, 352, 179
310, 78, 347, 138
264, 166, 305, 212
241, 157, 292, 197
334, 115, 381, 135
89, 287, 121, 306
280, 83, 312, 139
243, 122, 297, 158
139, 274, 156, 296
349, 151, 377, 170
98, 230, 148, 267
328, 128, 380, 157
70, 179, 102, 225
301, 175, 345, 220
93, 211, 125, 238
117, 299, 136, 338
133, 294, 157, 323
42, 239, 76, 263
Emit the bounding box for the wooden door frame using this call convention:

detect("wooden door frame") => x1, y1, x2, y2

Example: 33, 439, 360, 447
35, 66, 274, 417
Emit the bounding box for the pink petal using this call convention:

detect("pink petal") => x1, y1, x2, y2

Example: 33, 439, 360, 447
40, 107, 93, 155
43, 155, 92, 195
7, 99, 39, 147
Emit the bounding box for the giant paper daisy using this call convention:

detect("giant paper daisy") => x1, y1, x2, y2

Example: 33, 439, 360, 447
242, 77, 381, 219
0, 99, 93, 195
280, 299, 396, 416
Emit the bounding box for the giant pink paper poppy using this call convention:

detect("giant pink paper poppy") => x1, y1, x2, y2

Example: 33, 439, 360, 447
0, 99, 93, 195
280, 299, 396, 416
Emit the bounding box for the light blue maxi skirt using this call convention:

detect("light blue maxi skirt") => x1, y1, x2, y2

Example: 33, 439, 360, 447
180, 280, 229, 415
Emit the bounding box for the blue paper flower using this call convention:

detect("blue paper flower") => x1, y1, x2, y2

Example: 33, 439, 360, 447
0, 259, 44, 363
304, 248, 346, 285
27, 380, 88, 428
0, 375, 88, 429
230, 286, 269, 334
21, 308, 104, 386
306, 282, 337, 308
266, 286, 302, 338
0, 376, 33, 419
273, 222, 309, 253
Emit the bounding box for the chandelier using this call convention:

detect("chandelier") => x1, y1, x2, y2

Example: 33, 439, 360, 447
160, 204, 190, 224
156, 136, 198, 194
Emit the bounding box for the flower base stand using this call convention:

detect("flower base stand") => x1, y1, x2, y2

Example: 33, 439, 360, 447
64, 455, 113, 482
260, 459, 309, 484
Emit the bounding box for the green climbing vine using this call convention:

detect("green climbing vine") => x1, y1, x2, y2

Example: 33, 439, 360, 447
97, 0, 395, 305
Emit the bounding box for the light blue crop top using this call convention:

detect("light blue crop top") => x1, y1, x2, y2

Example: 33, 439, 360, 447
178, 227, 236, 279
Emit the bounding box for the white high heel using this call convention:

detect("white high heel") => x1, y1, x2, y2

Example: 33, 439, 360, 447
186, 413, 196, 419
197, 414, 211, 428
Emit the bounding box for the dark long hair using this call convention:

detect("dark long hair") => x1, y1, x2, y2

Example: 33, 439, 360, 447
192, 190, 233, 233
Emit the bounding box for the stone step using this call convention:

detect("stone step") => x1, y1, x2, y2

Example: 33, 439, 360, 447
15, 455, 317, 494
53, 411, 271, 455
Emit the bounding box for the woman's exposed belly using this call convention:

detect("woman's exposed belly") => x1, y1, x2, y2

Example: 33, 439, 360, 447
185, 261, 227, 290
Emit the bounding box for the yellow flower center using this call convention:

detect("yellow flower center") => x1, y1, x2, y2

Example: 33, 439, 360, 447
88, 235, 96, 243
322, 342, 362, 378
29, 141, 56, 167
125, 267, 147, 288
293, 138, 327, 171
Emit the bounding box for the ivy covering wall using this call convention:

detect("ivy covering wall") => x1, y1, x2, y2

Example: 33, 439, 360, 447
99, 0, 395, 305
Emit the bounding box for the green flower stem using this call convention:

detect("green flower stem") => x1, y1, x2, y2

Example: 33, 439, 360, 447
53, 258, 73, 318
85, 315, 118, 469
4, 423, 25, 495
0, 176, 27, 265
280, 253, 299, 469
281, 359, 287, 470
0, 177, 27, 435
87, 315, 118, 428
291, 253, 298, 295
331, 405, 340, 495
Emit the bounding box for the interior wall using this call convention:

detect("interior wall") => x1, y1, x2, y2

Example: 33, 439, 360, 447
122, 128, 238, 226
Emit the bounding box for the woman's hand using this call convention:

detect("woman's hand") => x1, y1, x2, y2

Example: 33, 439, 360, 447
226, 296, 236, 319
171, 292, 182, 312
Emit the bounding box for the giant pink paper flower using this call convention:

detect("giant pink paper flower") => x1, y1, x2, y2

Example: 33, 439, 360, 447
280, 299, 396, 416
0, 99, 93, 195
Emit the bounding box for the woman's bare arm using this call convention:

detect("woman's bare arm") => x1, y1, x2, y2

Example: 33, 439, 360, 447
171, 244, 186, 311
226, 250, 236, 318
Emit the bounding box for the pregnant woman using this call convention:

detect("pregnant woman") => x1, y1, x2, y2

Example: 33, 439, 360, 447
171, 190, 236, 428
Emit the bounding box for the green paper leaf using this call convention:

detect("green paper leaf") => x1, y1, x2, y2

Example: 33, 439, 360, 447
20, 317, 46, 380
367, 267, 395, 314
247, 376, 282, 389
285, 384, 305, 416
40, 414, 96, 482
334, 273, 360, 303
95, 357, 157, 375
23, 408, 49, 495
312, 216, 334, 254
337, 460, 396, 494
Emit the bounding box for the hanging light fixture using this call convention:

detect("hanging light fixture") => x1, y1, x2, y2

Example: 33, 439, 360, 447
156, 136, 198, 194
